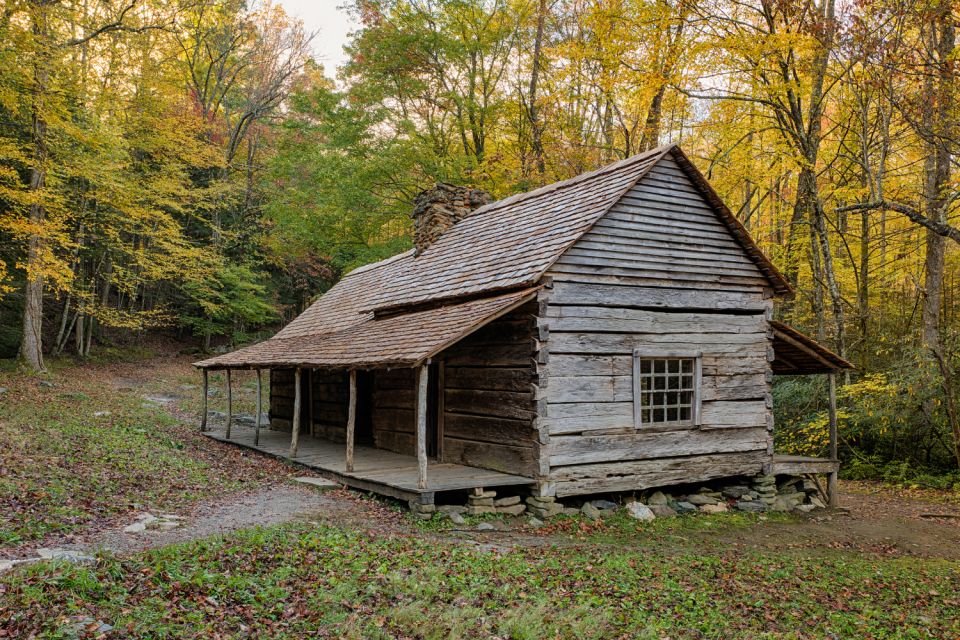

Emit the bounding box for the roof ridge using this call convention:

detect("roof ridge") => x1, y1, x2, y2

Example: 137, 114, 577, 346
469, 143, 677, 219
343, 248, 414, 278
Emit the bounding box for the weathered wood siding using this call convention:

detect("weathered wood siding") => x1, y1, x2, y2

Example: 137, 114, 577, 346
371, 368, 417, 455
269, 368, 295, 431
439, 301, 539, 477
268, 368, 349, 438
541, 155, 774, 497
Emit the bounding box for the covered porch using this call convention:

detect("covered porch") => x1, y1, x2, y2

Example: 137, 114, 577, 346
771, 321, 853, 505
202, 423, 534, 504
194, 289, 541, 506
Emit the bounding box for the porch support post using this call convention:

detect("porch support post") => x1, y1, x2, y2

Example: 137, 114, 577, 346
200, 369, 208, 432
225, 369, 233, 440
254, 368, 262, 446
827, 372, 839, 507
289, 367, 302, 458
346, 369, 357, 472
416, 363, 429, 490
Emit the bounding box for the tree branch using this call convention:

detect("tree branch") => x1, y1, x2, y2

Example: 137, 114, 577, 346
836, 200, 960, 243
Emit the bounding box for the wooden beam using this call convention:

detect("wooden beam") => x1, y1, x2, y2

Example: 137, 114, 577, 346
346, 369, 357, 472
254, 369, 262, 446
308, 369, 314, 436
200, 369, 208, 432
827, 372, 839, 507
417, 363, 429, 490
289, 367, 302, 458
225, 369, 233, 439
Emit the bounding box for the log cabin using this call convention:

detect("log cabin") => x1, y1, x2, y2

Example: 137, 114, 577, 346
195, 144, 851, 509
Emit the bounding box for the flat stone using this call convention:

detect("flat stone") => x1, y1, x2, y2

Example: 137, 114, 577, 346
590, 499, 618, 511
699, 503, 729, 514
294, 476, 338, 490
123, 522, 146, 533
156, 520, 181, 530
135, 513, 158, 523
93, 411, 111, 417
686, 494, 718, 506
159, 514, 185, 521
466, 505, 496, 515
650, 503, 677, 517
527, 517, 544, 527
625, 502, 656, 522
413, 511, 433, 521
36, 548, 95, 564
493, 496, 521, 507
735, 500, 769, 513
38, 380, 56, 388
447, 512, 466, 525
646, 491, 670, 505
795, 504, 816, 513
468, 497, 495, 507
0, 387, 7, 394
722, 485, 751, 499
674, 501, 697, 514
810, 496, 827, 509
437, 505, 467, 515
473, 490, 497, 499
497, 504, 526, 516
581, 502, 603, 520
561, 507, 580, 516
475, 522, 496, 531
525, 496, 556, 507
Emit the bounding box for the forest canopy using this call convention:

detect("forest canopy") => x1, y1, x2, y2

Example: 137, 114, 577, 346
1, 0, 959, 480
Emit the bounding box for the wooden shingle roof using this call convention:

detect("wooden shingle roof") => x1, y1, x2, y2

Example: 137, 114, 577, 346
196, 144, 793, 370
771, 321, 853, 374
195, 288, 538, 369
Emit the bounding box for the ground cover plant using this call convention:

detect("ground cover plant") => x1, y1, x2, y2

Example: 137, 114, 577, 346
2, 520, 958, 639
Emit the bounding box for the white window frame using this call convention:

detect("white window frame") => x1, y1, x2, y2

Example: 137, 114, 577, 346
632, 349, 702, 430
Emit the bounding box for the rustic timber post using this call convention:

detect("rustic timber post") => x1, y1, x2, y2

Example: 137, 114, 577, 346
346, 369, 357, 472
289, 367, 302, 458
225, 369, 233, 440
416, 363, 429, 490
254, 369, 262, 446
200, 369, 208, 432
827, 372, 839, 507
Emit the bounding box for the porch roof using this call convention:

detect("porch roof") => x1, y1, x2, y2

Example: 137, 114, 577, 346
193, 287, 539, 370
771, 321, 853, 375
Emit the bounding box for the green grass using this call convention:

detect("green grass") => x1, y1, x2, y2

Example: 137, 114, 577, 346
0, 357, 274, 546
1, 522, 957, 639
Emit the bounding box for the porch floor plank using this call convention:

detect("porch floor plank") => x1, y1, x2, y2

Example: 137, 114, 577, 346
204, 425, 534, 501
772, 454, 840, 475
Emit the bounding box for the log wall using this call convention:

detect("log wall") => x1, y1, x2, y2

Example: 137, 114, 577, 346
269, 368, 349, 439
439, 301, 540, 477
541, 155, 775, 497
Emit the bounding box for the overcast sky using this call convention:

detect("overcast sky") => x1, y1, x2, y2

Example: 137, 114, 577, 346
277, 1, 357, 73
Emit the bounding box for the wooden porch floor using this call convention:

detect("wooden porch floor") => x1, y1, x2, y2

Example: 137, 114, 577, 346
772, 454, 840, 475
204, 425, 535, 504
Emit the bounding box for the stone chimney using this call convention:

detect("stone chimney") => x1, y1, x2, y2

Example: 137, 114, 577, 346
412, 183, 491, 255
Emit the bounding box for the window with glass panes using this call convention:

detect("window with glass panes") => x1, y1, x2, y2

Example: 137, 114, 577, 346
633, 354, 700, 426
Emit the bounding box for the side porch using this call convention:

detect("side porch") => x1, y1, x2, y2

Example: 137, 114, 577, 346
194, 290, 543, 507
203, 424, 534, 504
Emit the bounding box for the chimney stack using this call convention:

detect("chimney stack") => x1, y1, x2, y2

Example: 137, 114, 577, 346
412, 183, 491, 255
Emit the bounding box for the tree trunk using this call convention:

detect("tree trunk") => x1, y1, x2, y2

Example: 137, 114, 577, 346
921, 13, 954, 357
20, 5, 50, 372
526, 0, 547, 176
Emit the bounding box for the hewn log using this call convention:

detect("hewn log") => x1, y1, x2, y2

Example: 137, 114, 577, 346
225, 369, 233, 439
289, 368, 302, 458
417, 364, 428, 489
346, 369, 357, 472
200, 369, 208, 432
254, 369, 262, 446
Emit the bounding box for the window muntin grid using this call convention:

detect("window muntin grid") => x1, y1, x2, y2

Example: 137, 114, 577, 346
634, 356, 697, 426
